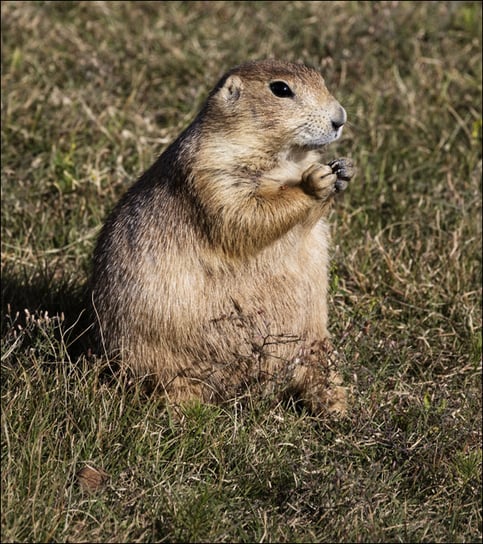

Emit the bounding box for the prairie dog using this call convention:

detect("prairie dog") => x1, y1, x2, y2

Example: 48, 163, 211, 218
92, 60, 355, 414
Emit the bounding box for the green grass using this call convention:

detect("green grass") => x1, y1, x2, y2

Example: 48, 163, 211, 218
1, 1, 481, 542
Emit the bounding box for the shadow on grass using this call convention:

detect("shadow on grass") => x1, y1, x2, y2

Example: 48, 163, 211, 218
1, 265, 95, 360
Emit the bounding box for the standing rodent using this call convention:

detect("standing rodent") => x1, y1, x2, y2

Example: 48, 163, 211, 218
91, 59, 355, 415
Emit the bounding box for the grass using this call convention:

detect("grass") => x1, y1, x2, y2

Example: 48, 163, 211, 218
1, 1, 482, 542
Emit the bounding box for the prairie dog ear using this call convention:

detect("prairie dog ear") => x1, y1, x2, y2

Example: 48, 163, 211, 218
218, 74, 243, 103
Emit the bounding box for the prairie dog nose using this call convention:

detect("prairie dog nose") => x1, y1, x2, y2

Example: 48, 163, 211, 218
331, 106, 347, 131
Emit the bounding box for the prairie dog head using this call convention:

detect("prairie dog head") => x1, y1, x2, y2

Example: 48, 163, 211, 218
204, 59, 346, 154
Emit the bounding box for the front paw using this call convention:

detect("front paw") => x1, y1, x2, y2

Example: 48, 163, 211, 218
301, 163, 337, 200
301, 158, 355, 200
328, 157, 355, 193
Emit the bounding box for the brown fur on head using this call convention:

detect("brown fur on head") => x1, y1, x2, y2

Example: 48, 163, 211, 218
91, 59, 354, 416
199, 60, 346, 168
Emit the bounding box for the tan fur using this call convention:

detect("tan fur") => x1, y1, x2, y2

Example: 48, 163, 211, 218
91, 60, 355, 415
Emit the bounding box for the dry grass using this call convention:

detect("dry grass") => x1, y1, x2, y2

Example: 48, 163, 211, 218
1, 1, 482, 542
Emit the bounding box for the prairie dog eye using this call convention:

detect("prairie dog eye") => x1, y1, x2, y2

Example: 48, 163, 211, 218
269, 81, 294, 98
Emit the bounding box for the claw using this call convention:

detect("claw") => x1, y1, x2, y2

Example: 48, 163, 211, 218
328, 157, 354, 183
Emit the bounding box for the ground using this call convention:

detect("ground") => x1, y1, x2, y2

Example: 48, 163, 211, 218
1, 2, 481, 542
